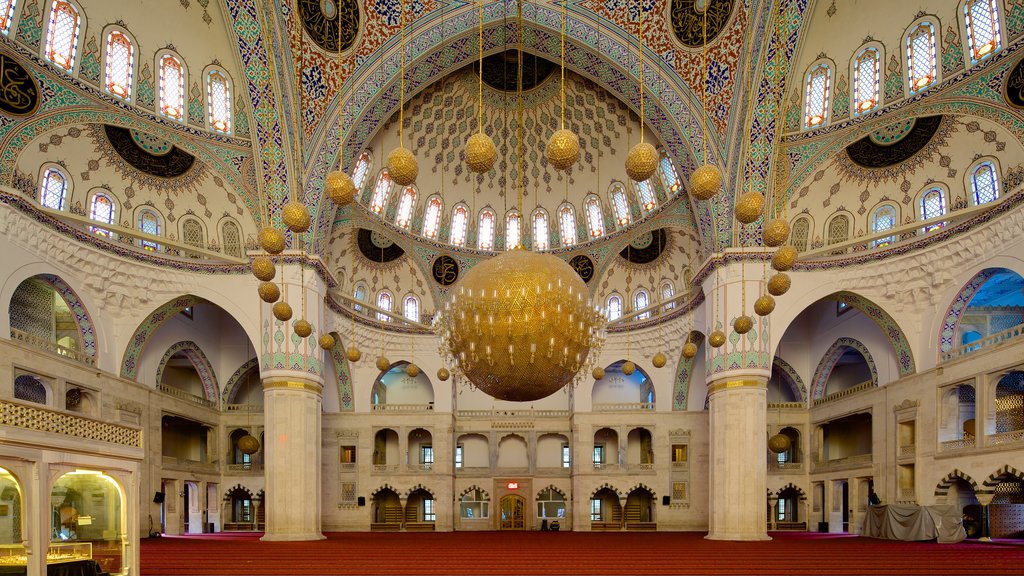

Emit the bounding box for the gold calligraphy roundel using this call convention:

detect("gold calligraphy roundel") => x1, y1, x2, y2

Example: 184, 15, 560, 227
670, 0, 736, 48
298, 0, 360, 53
568, 254, 595, 283
1004, 56, 1024, 109
0, 52, 40, 117
432, 255, 460, 286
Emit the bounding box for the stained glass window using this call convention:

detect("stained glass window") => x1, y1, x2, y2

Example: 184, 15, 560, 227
450, 205, 468, 247
422, 196, 442, 239
584, 195, 604, 238
559, 204, 577, 247
505, 211, 521, 250
222, 220, 242, 257
376, 291, 393, 322
871, 205, 897, 248
354, 282, 367, 312
804, 63, 831, 128
965, 0, 1001, 63
404, 295, 419, 323
138, 210, 160, 251
40, 168, 67, 210
104, 30, 133, 99
791, 217, 810, 252
159, 54, 184, 119
395, 186, 416, 229
351, 152, 371, 191
907, 23, 937, 93
661, 281, 675, 310
478, 209, 495, 250
182, 218, 204, 249
89, 193, 115, 237
636, 179, 657, 212
660, 156, 681, 194
971, 162, 999, 205
607, 295, 622, 321
611, 184, 630, 226
853, 48, 880, 114
532, 209, 549, 250
45, 1, 80, 70
207, 70, 231, 133
369, 170, 392, 215
0, 0, 16, 35
920, 187, 946, 231
635, 289, 650, 320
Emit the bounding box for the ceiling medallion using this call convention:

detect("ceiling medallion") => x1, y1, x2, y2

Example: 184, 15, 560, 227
104, 125, 195, 178
297, 0, 359, 52
431, 255, 459, 286
620, 229, 668, 264
474, 51, 556, 92
568, 254, 595, 283
845, 115, 943, 169
1003, 55, 1024, 109
0, 52, 39, 117
357, 228, 404, 262
670, 0, 736, 48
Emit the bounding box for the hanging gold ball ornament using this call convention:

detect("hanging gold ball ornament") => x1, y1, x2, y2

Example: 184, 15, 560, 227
293, 319, 313, 338
689, 164, 722, 200
375, 356, 391, 372
625, 142, 659, 182
762, 218, 791, 247
252, 256, 276, 282
682, 341, 698, 359
318, 333, 336, 350
435, 248, 606, 402
768, 272, 792, 296
272, 301, 293, 322
237, 434, 261, 455
325, 170, 356, 206
258, 282, 280, 303
771, 245, 798, 272
768, 433, 792, 454
754, 294, 776, 317
622, 361, 636, 376
387, 146, 419, 186
437, 367, 450, 381
652, 351, 668, 368
465, 132, 497, 173
708, 330, 727, 348
282, 200, 311, 233
258, 226, 286, 254
734, 191, 766, 224
345, 347, 362, 362
405, 363, 421, 377
592, 367, 605, 380
733, 315, 754, 335
546, 129, 580, 171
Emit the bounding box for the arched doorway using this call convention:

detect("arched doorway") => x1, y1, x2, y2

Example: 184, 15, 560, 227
223, 486, 256, 531
500, 494, 525, 530
51, 470, 125, 575
371, 488, 402, 530
405, 488, 436, 529
0, 467, 22, 545
624, 487, 655, 529
590, 487, 622, 530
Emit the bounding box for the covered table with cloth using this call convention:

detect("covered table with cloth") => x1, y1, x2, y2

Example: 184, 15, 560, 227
862, 504, 966, 543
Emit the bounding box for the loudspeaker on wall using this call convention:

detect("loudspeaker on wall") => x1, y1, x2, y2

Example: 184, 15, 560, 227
662, 495, 670, 506
357, 496, 366, 506
154, 491, 165, 504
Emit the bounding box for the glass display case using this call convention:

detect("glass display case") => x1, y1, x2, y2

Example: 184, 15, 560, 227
0, 544, 27, 566
46, 542, 92, 564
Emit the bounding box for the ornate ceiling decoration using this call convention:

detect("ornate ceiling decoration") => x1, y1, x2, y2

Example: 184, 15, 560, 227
670, 0, 736, 47
357, 228, 405, 262
844, 116, 944, 169
474, 50, 555, 92
1003, 55, 1024, 109
619, 229, 668, 264
0, 52, 39, 117
297, 0, 359, 52
103, 125, 196, 178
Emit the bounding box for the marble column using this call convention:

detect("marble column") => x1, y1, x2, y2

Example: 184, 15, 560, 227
976, 492, 994, 542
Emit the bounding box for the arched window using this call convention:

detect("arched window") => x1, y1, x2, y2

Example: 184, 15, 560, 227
611, 184, 630, 226
182, 218, 204, 250
661, 280, 675, 310
104, 30, 133, 99
532, 209, 549, 250
222, 220, 242, 257
584, 196, 604, 238
478, 209, 495, 250
558, 204, 577, 247
660, 156, 681, 194
159, 54, 184, 120
369, 170, 392, 215
636, 180, 657, 212
351, 151, 371, 191
965, 0, 1001, 63
505, 211, 522, 250
607, 295, 622, 321
353, 282, 367, 313
40, 167, 68, 210
403, 295, 419, 323
804, 63, 831, 128
207, 69, 232, 133
395, 186, 416, 229
450, 205, 469, 247
907, 22, 937, 93
0, 0, 16, 35
971, 161, 999, 205
827, 214, 849, 246
870, 204, 897, 248
634, 289, 650, 320
422, 196, 442, 239
853, 48, 880, 114
138, 209, 161, 251
791, 217, 810, 252
45, 1, 80, 70
89, 193, 115, 237
376, 291, 393, 322
920, 187, 946, 231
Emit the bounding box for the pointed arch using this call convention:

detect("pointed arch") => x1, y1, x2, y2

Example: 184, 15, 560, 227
775, 483, 807, 499
828, 291, 915, 375
982, 464, 1024, 492
222, 357, 259, 406
673, 331, 705, 410
934, 469, 981, 501
535, 484, 566, 499
625, 482, 656, 497
370, 484, 399, 498
938, 268, 1004, 355
404, 484, 434, 499
8, 273, 98, 362
773, 356, 807, 403
459, 485, 490, 499
120, 294, 204, 379
327, 331, 355, 411
590, 483, 623, 499
810, 337, 878, 400
155, 340, 219, 405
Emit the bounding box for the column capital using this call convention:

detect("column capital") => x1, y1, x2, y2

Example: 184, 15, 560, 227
263, 379, 324, 396
975, 492, 995, 506
707, 378, 767, 397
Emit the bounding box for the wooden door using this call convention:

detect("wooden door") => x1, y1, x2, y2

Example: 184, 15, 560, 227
500, 494, 525, 530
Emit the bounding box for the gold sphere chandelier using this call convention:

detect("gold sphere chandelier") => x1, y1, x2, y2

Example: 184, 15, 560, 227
293, 319, 313, 338
762, 218, 791, 247
651, 351, 667, 368
318, 333, 336, 350
768, 433, 792, 454
436, 367, 450, 381
708, 330, 726, 348
258, 281, 281, 303
754, 294, 776, 316
325, 170, 357, 206
689, 164, 722, 200
734, 191, 765, 224
272, 301, 293, 322
466, 132, 497, 173
626, 142, 659, 182
771, 245, 797, 271
282, 200, 311, 233
346, 346, 362, 362
546, 129, 580, 171
767, 272, 791, 296
434, 249, 606, 402
237, 434, 261, 455
405, 363, 421, 377
681, 341, 698, 359
258, 227, 286, 254
733, 315, 753, 335
592, 367, 605, 380
252, 257, 276, 282
375, 356, 391, 372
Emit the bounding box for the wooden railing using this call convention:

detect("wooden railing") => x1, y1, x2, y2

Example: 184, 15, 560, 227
812, 381, 874, 406
593, 402, 654, 412
941, 322, 1024, 363
157, 383, 215, 409
9, 328, 95, 366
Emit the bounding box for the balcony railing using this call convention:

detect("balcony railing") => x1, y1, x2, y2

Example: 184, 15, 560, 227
161, 456, 218, 473
371, 404, 434, 412
593, 402, 654, 412
768, 402, 805, 410
628, 462, 655, 472
9, 328, 95, 366
0, 399, 141, 447
812, 453, 872, 472
157, 383, 216, 409
899, 444, 915, 458
226, 463, 263, 473
454, 466, 490, 475
939, 438, 975, 452
941, 322, 1024, 363
455, 409, 570, 418
812, 381, 874, 406
989, 429, 1024, 446
225, 403, 262, 412
898, 488, 916, 501
372, 464, 398, 473
769, 461, 804, 472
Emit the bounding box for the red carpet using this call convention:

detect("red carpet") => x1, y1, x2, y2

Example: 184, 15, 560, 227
139, 531, 1024, 575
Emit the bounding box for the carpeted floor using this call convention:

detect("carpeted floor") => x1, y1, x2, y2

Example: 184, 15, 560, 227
139, 531, 1024, 576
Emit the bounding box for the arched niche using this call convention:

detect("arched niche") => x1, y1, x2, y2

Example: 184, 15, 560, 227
155, 341, 219, 406
51, 470, 126, 574
0, 467, 23, 545
370, 361, 434, 408
8, 274, 97, 364
592, 360, 655, 408
811, 338, 878, 400
496, 434, 528, 470
939, 268, 1024, 356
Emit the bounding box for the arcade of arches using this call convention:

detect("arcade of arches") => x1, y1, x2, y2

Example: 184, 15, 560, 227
2, 0, 1024, 573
